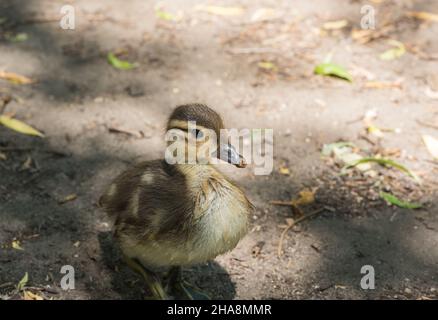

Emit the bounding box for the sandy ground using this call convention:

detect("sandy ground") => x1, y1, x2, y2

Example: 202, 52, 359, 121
0, 0, 437, 299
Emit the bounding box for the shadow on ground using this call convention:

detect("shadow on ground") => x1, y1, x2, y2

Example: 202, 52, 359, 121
1, 0, 437, 300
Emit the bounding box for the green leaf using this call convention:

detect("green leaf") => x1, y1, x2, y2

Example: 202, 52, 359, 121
343, 157, 421, 183
107, 53, 137, 70
17, 272, 28, 291
7, 32, 28, 42
0, 115, 44, 137
379, 191, 422, 209
314, 62, 352, 82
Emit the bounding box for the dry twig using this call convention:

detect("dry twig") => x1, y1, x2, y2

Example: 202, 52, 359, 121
277, 207, 325, 257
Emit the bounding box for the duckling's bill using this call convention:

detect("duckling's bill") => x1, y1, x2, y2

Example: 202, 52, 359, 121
218, 142, 247, 168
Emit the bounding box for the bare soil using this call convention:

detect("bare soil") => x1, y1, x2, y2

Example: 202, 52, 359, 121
1, 0, 437, 299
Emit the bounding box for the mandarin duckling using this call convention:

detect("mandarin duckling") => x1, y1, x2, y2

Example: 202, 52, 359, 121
100, 104, 254, 299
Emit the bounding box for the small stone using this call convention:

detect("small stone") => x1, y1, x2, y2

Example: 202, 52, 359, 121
126, 84, 145, 97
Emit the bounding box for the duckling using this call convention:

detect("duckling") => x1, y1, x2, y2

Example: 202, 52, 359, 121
99, 104, 254, 299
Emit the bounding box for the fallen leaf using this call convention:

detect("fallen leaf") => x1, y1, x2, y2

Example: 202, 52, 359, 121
24, 290, 44, 300
12, 240, 24, 250
0, 70, 34, 84
323, 19, 349, 30
59, 193, 77, 204
279, 166, 290, 175
258, 61, 278, 71
365, 81, 402, 89
379, 40, 406, 61
321, 142, 356, 156
351, 29, 373, 43
351, 24, 395, 44
379, 191, 422, 209
363, 108, 378, 126
314, 62, 352, 82
367, 125, 384, 138
343, 157, 421, 183
422, 135, 438, 159
407, 11, 438, 22
108, 126, 144, 138
21, 156, 33, 171
107, 53, 137, 70
380, 148, 401, 158
425, 87, 438, 99
0, 115, 44, 137
196, 5, 244, 16
155, 9, 177, 21
291, 188, 316, 206
17, 272, 28, 291
0, 152, 7, 160
251, 8, 277, 22
322, 142, 370, 170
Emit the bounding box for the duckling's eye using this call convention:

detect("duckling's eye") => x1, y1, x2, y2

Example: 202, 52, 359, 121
191, 129, 204, 140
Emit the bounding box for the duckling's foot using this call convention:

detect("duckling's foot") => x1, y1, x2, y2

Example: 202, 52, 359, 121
166, 267, 210, 300
173, 281, 211, 300
122, 255, 169, 300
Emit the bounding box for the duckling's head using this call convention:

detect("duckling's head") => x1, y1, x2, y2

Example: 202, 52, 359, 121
166, 104, 246, 167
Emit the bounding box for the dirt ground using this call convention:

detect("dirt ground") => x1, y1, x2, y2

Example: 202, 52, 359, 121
1, 0, 438, 300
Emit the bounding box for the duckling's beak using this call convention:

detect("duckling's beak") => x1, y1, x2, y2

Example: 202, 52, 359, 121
218, 143, 247, 168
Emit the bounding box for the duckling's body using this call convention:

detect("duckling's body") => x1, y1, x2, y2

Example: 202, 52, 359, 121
101, 160, 251, 268
100, 104, 253, 299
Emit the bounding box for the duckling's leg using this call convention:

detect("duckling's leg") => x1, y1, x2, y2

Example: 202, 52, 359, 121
123, 255, 168, 300
166, 266, 210, 300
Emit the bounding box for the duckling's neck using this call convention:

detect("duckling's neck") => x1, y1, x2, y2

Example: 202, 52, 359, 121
174, 164, 219, 189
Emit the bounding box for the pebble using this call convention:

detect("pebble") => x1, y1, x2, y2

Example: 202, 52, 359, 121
126, 84, 145, 97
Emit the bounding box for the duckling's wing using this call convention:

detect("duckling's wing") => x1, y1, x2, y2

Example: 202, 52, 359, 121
99, 161, 149, 219
99, 160, 193, 240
